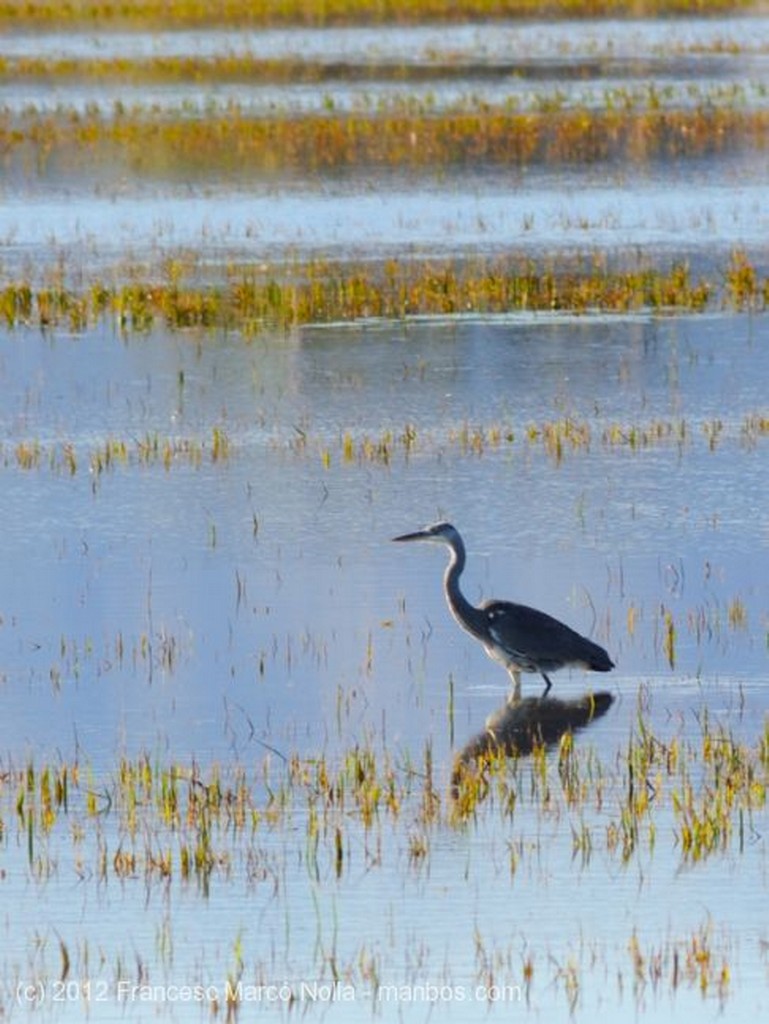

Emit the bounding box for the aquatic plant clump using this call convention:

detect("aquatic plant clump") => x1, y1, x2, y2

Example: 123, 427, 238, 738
4, 104, 769, 177
3, 253, 761, 334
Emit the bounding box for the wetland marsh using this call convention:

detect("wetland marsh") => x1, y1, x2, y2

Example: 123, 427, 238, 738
1, 2, 769, 1022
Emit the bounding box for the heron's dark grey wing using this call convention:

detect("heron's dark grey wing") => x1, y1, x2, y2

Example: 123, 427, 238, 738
480, 600, 613, 672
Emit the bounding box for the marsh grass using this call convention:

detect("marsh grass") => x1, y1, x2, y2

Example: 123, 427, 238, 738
1, 7, 767, 1014
5, 404, 769, 487
2, 704, 766, 1012
5, 704, 768, 884
0, 0, 754, 29
3, 252, 760, 335
4, 104, 769, 178
5, 60, 769, 101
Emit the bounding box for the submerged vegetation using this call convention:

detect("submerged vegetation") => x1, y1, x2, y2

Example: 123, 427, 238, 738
1, 703, 767, 1012
5, 408, 769, 481
6, 704, 769, 880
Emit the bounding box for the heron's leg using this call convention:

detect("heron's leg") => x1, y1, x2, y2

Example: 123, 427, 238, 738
507, 667, 522, 704
540, 672, 553, 697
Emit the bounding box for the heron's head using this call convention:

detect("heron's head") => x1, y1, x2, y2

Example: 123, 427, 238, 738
392, 521, 460, 547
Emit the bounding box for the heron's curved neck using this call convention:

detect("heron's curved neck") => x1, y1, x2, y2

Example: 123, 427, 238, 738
444, 539, 486, 639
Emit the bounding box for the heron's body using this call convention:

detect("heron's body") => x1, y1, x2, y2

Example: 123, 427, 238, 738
393, 521, 614, 700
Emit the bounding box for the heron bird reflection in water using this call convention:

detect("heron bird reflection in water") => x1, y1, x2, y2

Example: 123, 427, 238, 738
393, 522, 614, 700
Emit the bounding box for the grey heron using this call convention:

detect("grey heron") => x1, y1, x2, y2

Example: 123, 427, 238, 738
393, 521, 614, 700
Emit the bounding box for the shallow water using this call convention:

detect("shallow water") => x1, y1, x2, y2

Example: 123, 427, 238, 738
3, 14, 769, 281
4, 75, 768, 117
3, 155, 769, 280
1, 312, 769, 1021
3, 312, 768, 759
4, 16, 769, 62
2, 10, 769, 1023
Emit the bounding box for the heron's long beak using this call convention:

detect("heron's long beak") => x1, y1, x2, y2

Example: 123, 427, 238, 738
392, 529, 430, 543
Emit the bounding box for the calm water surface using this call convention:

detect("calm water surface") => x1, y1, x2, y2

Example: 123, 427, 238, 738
4, 75, 768, 115
3, 15, 769, 280
4, 157, 769, 279
3, 312, 768, 760
1, 313, 768, 1021
2, 12, 769, 1023
4, 16, 769, 62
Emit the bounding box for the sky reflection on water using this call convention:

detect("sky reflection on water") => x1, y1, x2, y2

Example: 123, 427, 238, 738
2, 12, 769, 1020
2, 313, 768, 767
